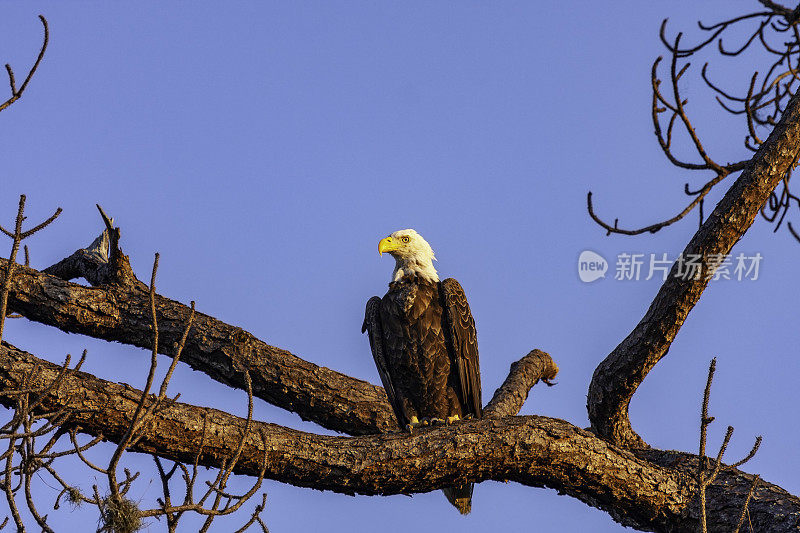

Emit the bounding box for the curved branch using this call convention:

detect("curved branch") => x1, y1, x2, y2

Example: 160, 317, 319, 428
4, 340, 800, 532
588, 89, 800, 448
586, 172, 728, 236
660, 14, 771, 57
484, 349, 557, 418
0, 16, 48, 114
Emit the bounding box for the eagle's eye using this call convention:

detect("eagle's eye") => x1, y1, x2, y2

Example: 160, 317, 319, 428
401, 236, 410, 243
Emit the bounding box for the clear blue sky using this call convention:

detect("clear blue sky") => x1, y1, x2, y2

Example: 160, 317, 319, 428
2, 2, 798, 531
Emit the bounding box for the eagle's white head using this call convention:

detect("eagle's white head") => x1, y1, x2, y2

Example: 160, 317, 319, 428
378, 229, 439, 283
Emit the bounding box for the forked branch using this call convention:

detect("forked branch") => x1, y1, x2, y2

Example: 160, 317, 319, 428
0, 195, 61, 342
696, 359, 761, 533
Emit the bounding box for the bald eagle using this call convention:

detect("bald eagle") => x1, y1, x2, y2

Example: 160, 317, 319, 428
362, 229, 482, 515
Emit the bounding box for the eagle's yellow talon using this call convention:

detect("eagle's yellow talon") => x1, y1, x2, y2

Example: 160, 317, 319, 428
406, 416, 424, 433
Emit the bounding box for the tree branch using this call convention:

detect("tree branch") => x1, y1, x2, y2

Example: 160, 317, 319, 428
8, 242, 560, 440
1, 341, 797, 531
484, 349, 557, 418
588, 89, 800, 448
8, 256, 398, 435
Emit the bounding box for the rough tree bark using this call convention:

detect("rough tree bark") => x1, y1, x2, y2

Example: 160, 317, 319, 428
2, 340, 799, 532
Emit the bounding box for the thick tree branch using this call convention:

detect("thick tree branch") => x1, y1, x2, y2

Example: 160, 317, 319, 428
588, 89, 800, 448
6, 257, 398, 435
484, 349, 557, 418
1, 341, 797, 532
8, 250, 557, 437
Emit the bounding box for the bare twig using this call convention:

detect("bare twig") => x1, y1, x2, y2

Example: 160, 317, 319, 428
696, 359, 762, 533
733, 475, 760, 533
0, 16, 48, 114
106, 253, 160, 499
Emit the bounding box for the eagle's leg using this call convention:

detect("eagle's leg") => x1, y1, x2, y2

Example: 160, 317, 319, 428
445, 415, 461, 425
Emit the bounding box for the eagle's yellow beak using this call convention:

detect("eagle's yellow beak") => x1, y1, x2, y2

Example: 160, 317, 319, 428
378, 237, 400, 256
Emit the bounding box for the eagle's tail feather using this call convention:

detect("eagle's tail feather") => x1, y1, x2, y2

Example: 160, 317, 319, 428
442, 483, 473, 515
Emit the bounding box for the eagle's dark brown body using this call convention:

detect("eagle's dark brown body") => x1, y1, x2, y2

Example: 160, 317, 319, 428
363, 275, 482, 514
367, 277, 480, 425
